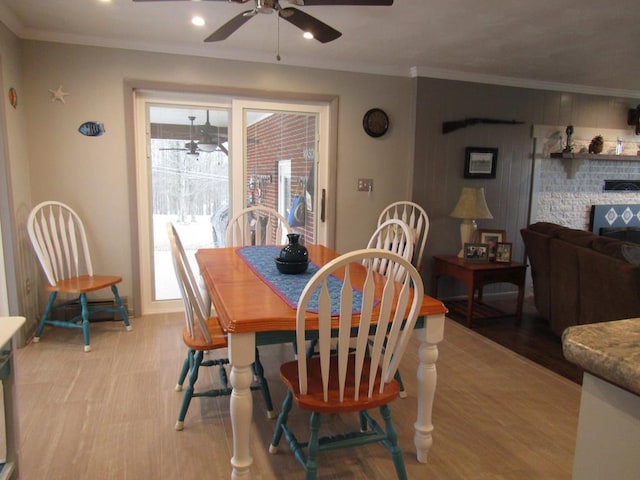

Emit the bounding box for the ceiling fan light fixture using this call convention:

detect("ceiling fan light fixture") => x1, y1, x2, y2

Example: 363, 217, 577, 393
303, 31, 313, 39
197, 142, 217, 153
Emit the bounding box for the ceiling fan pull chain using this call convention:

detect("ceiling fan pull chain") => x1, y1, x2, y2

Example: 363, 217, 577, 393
276, 14, 281, 61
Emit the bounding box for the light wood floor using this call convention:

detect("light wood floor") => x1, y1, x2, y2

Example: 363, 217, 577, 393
14, 313, 581, 479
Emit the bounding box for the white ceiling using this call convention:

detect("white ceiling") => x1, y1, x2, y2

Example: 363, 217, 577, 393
1, 0, 639, 97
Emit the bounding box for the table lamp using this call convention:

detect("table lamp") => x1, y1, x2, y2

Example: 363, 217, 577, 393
450, 187, 493, 257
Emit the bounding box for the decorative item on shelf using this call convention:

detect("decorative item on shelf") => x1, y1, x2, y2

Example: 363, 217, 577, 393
450, 187, 493, 258
563, 125, 574, 153
275, 233, 309, 274
589, 135, 604, 154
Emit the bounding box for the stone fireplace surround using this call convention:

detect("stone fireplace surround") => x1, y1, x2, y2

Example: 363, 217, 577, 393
530, 125, 640, 231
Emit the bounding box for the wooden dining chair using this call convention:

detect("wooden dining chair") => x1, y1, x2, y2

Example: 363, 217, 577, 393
378, 201, 429, 271
27, 201, 131, 352
269, 249, 424, 480
225, 205, 291, 247
366, 218, 415, 281
167, 223, 275, 430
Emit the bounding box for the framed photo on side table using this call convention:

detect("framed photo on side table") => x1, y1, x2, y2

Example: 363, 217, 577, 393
464, 147, 498, 179
463, 243, 490, 263
478, 229, 505, 261
495, 242, 513, 263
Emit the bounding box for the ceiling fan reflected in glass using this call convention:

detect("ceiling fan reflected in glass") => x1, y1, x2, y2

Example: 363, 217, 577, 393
132, 0, 393, 44
197, 110, 221, 153
160, 115, 200, 157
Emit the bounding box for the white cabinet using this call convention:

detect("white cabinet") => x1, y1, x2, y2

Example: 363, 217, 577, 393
0, 317, 25, 480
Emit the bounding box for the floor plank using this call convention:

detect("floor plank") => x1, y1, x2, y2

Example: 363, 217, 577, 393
14, 312, 580, 479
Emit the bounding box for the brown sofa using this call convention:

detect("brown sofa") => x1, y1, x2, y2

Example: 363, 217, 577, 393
521, 222, 640, 336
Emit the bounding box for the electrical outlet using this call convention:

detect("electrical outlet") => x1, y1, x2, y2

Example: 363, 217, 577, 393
358, 178, 373, 192
25, 278, 31, 295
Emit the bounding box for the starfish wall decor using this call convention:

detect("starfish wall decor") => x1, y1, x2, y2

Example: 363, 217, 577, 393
48, 85, 70, 104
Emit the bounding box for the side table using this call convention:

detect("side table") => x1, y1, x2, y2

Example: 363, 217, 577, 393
432, 255, 528, 327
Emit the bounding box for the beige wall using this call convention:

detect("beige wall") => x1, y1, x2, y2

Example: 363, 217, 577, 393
13, 40, 416, 319
0, 22, 38, 344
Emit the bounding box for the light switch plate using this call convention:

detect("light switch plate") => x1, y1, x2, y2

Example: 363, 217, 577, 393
358, 178, 373, 192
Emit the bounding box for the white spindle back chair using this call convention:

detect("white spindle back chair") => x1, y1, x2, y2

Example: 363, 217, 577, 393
378, 201, 429, 271
27, 201, 131, 352
225, 205, 291, 247
269, 249, 424, 480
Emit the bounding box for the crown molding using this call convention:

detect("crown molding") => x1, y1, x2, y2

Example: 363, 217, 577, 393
410, 66, 640, 100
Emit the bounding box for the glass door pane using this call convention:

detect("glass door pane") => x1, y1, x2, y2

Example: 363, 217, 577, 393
148, 104, 230, 303
237, 104, 325, 246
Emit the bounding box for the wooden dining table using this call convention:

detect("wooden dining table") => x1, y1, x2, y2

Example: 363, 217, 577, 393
195, 244, 447, 480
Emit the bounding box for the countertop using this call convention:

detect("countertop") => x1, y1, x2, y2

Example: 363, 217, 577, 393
562, 318, 640, 395
0, 316, 25, 346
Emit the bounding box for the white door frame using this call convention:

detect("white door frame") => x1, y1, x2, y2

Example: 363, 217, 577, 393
231, 98, 331, 247
133, 90, 335, 315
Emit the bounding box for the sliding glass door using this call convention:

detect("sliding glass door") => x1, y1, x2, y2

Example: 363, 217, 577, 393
134, 91, 331, 314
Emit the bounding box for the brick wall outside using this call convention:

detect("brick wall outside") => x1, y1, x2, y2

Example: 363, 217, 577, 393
247, 112, 316, 243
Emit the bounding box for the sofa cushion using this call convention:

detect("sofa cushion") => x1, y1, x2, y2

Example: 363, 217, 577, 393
591, 236, 627, 261
622, 244, 640, 266
521, 227, 552, 320
554, 228, 596, 248
527, 222, 565, 236
578, 249, 640, 324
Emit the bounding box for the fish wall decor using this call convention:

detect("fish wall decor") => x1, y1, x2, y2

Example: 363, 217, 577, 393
78, 121, 106, 137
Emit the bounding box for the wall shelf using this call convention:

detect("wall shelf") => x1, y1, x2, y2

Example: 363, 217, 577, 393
549, 152, 640, 161
548, 152, 640, 178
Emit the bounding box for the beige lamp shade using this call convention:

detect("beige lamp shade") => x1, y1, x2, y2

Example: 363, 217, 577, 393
450, 187, 493, 220
450, 187, 493, 257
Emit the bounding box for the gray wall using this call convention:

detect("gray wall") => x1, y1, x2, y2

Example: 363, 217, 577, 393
412, 77, 636, 297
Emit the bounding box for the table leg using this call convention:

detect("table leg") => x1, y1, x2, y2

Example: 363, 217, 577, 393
413, 313, 445, 463
228, 332, 256, 480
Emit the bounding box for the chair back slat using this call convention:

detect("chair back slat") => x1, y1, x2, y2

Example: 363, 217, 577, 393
27, 201, 94, 286
226, 205, 291, 247
167, 223, 212, 343
367, 219, 414, 281
378, 201, 429, 270
296, 249, 424, 404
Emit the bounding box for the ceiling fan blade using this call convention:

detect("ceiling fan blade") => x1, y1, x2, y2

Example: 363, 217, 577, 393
279, 7, 341, 43
132, 0, 250, 3
286, 1, 393, 5
205, 10, 255, 42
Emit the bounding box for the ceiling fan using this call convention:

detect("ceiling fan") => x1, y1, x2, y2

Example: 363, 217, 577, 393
197, 110, 228, 153
160, 114, 229, 156
160, 116, 202, 157
132, 0, 393, 44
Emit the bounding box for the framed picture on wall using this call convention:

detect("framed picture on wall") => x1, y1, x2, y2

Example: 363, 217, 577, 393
495, 242, 513, 263
464, 147, 498, 179
478, 229, 505, 261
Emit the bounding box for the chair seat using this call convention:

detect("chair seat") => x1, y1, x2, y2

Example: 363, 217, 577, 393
45, 274, 123, 294
279, 355, 400, 414
182, 316, 228, 351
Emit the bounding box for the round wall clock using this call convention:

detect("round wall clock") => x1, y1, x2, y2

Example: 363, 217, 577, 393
362, 108, 389, 138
